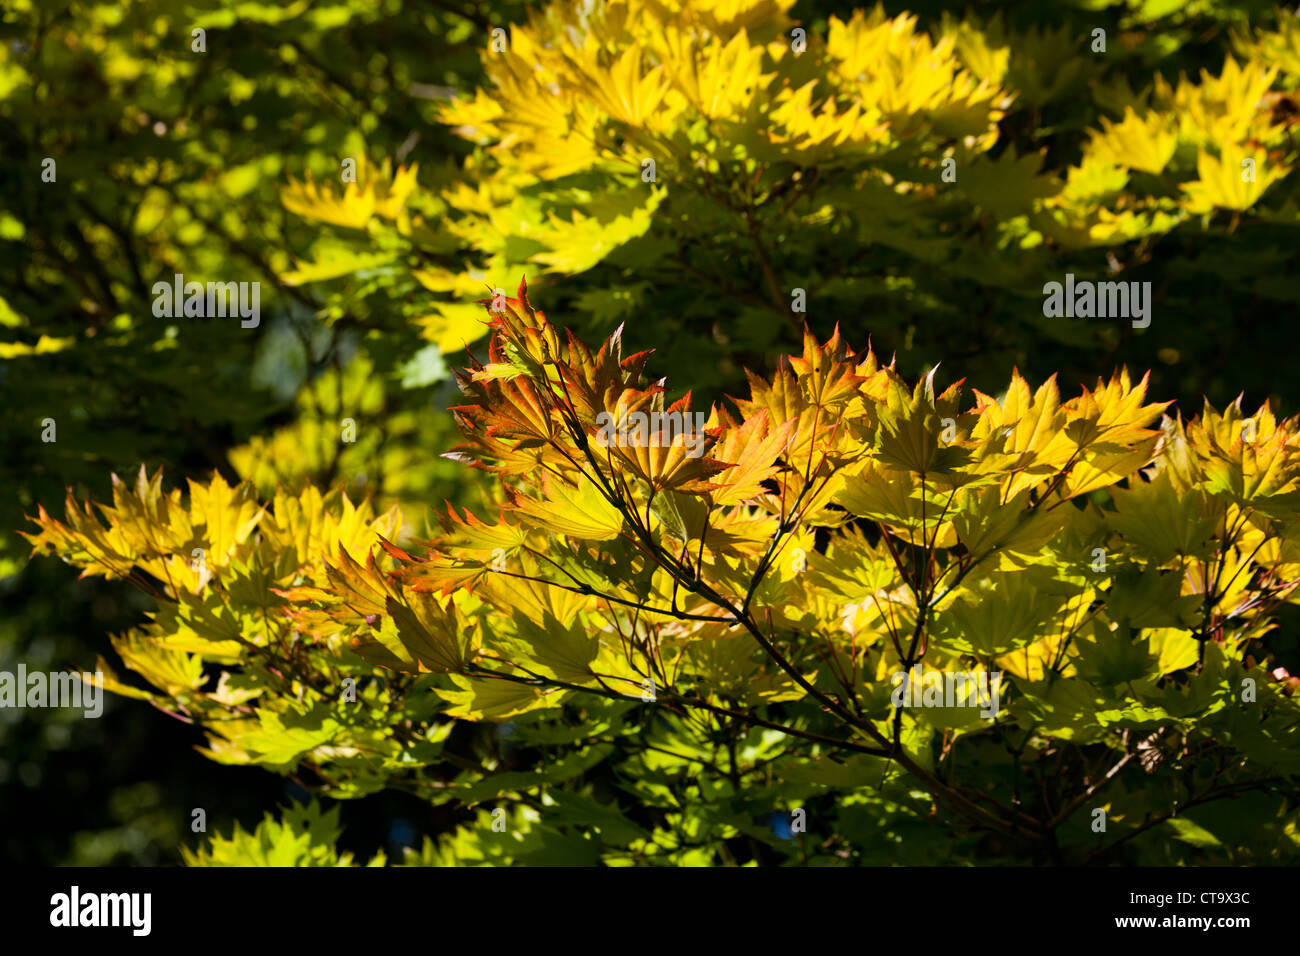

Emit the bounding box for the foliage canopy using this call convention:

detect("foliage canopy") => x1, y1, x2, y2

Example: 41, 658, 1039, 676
9, 0, 1300, 865
27, 277, 1300, 864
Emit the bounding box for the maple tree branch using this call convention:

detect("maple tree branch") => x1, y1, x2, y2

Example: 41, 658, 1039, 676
1047, 749, 1134, 830
466, 663, 891, 757
502, 552, 731, 623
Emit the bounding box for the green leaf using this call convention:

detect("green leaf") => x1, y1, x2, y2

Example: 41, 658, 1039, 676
398, 343, 448, 388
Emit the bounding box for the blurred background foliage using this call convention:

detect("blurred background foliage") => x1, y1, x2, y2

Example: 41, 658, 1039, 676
0, 0, 521, 865
2, 0, 1299, 864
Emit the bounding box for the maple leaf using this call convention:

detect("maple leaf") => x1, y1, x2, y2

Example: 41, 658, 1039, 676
1086, 108, 1178, 175
1181, 143, 1289, 214
279, 157, 419, 230
787, 325, 870, 412
874, 366, 969, 475
382, 591, 477, 674
507, 474, 626, 541
592, 392, 732, 494
709, 409, 795, 506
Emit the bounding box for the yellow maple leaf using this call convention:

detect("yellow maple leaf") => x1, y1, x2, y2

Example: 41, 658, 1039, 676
1086, 107, 1178, 175
1181, 143, 1289, 214
280, 157, 419, 229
